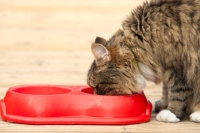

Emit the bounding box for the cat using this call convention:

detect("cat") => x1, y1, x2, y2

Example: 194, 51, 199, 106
87, 0, 200, 123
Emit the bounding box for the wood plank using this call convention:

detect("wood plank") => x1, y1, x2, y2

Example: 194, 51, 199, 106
0, 0, 145, 51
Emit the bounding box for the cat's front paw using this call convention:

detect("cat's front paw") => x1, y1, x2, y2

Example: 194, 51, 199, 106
190, 112, 200, 123
156, 110, 180, 123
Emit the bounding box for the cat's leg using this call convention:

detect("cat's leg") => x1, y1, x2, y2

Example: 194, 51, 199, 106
152, 70, 171, 112
156, 70, 193, 122
152, 83, 168, 112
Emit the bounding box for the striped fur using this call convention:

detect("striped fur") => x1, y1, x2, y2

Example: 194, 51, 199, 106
87, 0, 200, 122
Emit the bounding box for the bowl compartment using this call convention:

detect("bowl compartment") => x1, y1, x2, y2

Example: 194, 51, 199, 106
80, 87, 94, 94
3, 85, 72, 117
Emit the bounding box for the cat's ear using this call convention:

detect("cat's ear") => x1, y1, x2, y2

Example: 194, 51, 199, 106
95, 37, 106, 45
91, 42, 111, 65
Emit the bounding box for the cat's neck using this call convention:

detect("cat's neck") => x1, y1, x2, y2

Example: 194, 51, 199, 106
124, 36, 163, 84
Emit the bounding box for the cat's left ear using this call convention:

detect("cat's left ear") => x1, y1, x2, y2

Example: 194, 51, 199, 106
94, 36, 106, 45
91, 37, 111, 65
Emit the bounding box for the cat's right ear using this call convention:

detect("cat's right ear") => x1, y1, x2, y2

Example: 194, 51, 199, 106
91, 42, 111, 65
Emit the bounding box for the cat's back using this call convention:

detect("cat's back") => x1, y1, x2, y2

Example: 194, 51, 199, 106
121, 0, 200, 77
123, 0, 200, 51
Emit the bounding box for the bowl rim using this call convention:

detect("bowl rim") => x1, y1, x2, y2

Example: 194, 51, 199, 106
7, 85, 74, 96
6, 84, 146, 97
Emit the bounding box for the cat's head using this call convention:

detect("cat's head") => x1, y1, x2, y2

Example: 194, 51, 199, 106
87, 30, 146, 95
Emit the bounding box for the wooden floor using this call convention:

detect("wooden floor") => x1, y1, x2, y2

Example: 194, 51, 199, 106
0, 0, 200, 132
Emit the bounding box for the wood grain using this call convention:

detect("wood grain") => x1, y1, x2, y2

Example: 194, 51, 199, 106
0, 0, 200, 132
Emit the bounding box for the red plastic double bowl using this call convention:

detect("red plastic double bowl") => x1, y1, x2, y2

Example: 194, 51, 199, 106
0, 85, 152, 125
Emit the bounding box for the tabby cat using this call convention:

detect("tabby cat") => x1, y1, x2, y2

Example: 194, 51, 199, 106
87, 0, 200, 123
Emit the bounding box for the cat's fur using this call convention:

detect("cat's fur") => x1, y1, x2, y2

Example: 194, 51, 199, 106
87, 0, 200, 123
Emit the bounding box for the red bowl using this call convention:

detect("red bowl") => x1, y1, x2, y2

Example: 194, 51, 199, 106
0, 85, 152, 125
